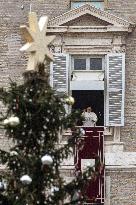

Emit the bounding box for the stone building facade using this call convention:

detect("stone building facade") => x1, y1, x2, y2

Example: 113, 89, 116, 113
0, 0, 136, 204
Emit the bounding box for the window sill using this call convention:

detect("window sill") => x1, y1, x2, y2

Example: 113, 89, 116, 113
72, 70, 104, 72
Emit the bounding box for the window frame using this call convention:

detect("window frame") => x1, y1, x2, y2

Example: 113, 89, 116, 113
71, 55, 105, 71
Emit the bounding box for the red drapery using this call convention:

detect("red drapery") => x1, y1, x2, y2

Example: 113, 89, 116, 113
75, 127, 105, 204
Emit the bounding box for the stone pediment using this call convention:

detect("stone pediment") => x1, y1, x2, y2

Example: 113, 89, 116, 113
61, 14, 111, 27
48, 4, 132, 28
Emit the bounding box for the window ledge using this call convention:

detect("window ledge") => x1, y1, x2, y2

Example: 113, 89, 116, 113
72, 70, 104, 72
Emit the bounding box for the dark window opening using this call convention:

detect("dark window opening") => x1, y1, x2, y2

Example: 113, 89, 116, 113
90, 58, 102, 70
73, 56, 103, 71
72, 90, 104, 126
74, 58, 86, 70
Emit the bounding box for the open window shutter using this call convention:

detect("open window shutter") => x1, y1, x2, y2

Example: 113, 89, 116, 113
50, 53, 69, 95
106, 53, 125, 126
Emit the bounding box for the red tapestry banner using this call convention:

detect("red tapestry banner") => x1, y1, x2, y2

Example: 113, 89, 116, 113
75, 127, 105, 204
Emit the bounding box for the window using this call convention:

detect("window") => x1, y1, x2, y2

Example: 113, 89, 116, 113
71, 0, 105, 10
74, 58, 86, 70
72, 56, 104, 71
90, 58, 102, 70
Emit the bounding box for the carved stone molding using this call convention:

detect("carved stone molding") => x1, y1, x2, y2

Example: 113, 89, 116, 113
113, 127, 121, 142
48, 4, 133, 28
105, 151, 136, 168
111, 35, 127, 53
47, 25, 132, 33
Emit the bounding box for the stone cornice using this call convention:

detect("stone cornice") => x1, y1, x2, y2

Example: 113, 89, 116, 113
48, 4, 133, 27
47, 25, 132, 33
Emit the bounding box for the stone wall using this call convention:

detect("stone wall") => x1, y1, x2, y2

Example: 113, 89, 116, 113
108, 0, 136, 23
108, 0, 136, 151
106, 169, 136, 205
121, 29, 136, 152
0, 0, 136, 151
107, 0, 136, 152
0, 0, 70, 87
0, 0, 136, 204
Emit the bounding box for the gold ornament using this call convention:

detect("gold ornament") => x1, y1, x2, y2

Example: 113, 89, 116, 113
20, 12, 55, 71
65, 96, 75, 105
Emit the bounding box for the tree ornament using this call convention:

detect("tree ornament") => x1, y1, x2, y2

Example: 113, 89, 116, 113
43, 125, 47, 130
20, 12, 55, 71
51, 186, 59, 195
41, 155, 53, 165
10, 151, 18, 156
20, 175, 32, 185
8, 116, 20, 127
3, 116, 20, 127
80, 128, 85, 136
65, 96, 75, 105
41, 133, 45, 137
3, 119, 9, 126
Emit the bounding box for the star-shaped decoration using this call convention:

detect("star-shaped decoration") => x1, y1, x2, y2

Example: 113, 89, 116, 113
20, 12, 55, 71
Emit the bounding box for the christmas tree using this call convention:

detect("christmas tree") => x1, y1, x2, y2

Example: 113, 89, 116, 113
0, 12, 101, 205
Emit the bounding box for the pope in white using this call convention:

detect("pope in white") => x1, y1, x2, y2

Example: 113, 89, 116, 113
82, 106, 97, 127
